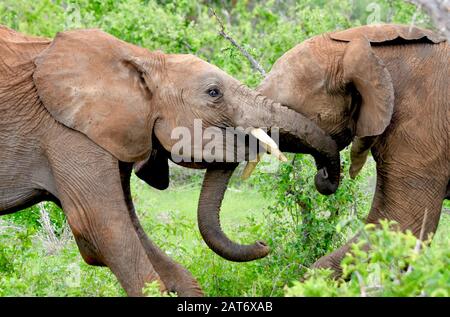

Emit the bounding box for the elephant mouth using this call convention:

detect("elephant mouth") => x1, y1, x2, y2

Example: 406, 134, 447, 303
168, 126, 287, 168
330, 128, 354, 151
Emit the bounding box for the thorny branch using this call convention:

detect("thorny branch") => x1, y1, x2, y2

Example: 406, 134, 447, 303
407, 0, 450, 39
210, 8, 267, 77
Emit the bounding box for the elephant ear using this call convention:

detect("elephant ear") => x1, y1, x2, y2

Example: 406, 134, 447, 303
341, 36, 394, 137
330, 24, 446, 44
33, 29, 157, 162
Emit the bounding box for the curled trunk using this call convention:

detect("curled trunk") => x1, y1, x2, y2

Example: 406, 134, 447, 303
197, 164, 270, 262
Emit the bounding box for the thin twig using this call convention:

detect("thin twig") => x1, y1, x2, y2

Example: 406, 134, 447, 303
406, 208, 429, 273
210, 8, 267, 77
416, 208, 429, 252
354, 271, 368, 297
38, 203, 59, 247
0, 219, 23, 233
409, 4, 421, 33
37, 203, 72, 254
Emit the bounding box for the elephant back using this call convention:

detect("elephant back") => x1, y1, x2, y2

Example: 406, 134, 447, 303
329, 24, 446, 45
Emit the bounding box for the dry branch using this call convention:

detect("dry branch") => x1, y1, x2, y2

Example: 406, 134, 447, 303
210, 9, 267, 77
406, 208, 429, 274
407, 0, 450, 39
38, 203, 59, 246
38, 203, 72, 254
354, 271, 368, 297
412, 208, 429, 254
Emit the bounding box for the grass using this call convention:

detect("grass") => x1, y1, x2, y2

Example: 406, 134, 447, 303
131, 174, 272, 232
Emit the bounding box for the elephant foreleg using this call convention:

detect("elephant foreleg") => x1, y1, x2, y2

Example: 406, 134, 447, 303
313, 163, 447, 277
47, 137, 165, 296
120, 162, 203, 297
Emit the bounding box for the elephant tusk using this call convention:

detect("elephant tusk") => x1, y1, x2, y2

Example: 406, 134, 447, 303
241, 153, 264, 180
250, 128, 288, 162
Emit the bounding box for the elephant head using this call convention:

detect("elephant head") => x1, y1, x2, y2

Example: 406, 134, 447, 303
259, 31, 393, 153
258, 25, 446, 178
33, 28, 340, 263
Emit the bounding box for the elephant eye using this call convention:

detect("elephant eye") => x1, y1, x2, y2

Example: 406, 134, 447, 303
207, 88, 222, 98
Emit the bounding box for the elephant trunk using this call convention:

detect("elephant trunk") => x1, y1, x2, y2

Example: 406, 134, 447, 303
197, 164, 270, 262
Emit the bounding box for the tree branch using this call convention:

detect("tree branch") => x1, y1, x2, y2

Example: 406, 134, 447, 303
210, 9, 267, 77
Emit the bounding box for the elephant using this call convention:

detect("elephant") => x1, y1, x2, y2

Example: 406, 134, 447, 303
199, 24, 449, 276
0, 25, 340, 296
257, 24, 449, 275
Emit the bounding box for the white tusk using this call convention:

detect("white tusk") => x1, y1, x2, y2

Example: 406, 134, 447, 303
250, 128, 288, 162
241, 153, 264, 180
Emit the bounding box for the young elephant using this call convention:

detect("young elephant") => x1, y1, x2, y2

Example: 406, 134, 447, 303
0, 25, 339, 296
258, 24, 449, 275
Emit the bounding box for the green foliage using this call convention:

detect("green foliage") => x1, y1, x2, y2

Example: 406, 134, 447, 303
285, 220, 450, 297
251, 150, 373, 268
142, 281, 174, 297
5, 202, 66, 233
0, 224, 124, 296
0, 0, 445, 297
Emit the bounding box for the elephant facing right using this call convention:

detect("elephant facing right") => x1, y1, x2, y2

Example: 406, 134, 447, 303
256, 24, 449, 275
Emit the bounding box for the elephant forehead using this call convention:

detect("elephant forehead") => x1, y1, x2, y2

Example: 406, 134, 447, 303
166, 54, 229, 84
274, 43, 325, 80
263, 45, 326, 102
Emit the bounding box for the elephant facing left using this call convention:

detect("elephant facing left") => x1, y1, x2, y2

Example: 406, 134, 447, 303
0, 26, 339, 296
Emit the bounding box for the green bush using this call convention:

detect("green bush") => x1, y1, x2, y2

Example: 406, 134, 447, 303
0, 224, 123, 296
285, 220, 450, 297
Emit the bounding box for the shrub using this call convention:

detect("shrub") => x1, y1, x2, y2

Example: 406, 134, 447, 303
285, 220, 450, 297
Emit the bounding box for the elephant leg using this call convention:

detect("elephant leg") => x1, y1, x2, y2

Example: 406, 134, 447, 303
311, 236, 359, 277
120, 162, 203, 297
313, 164, 447, 276
47, 137, 165, 296
446, 180, 449, 200
366, 166, 447, 238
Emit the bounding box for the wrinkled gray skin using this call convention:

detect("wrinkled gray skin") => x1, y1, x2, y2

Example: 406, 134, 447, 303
258, 24, 449, 276
0, 26, 339, 296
